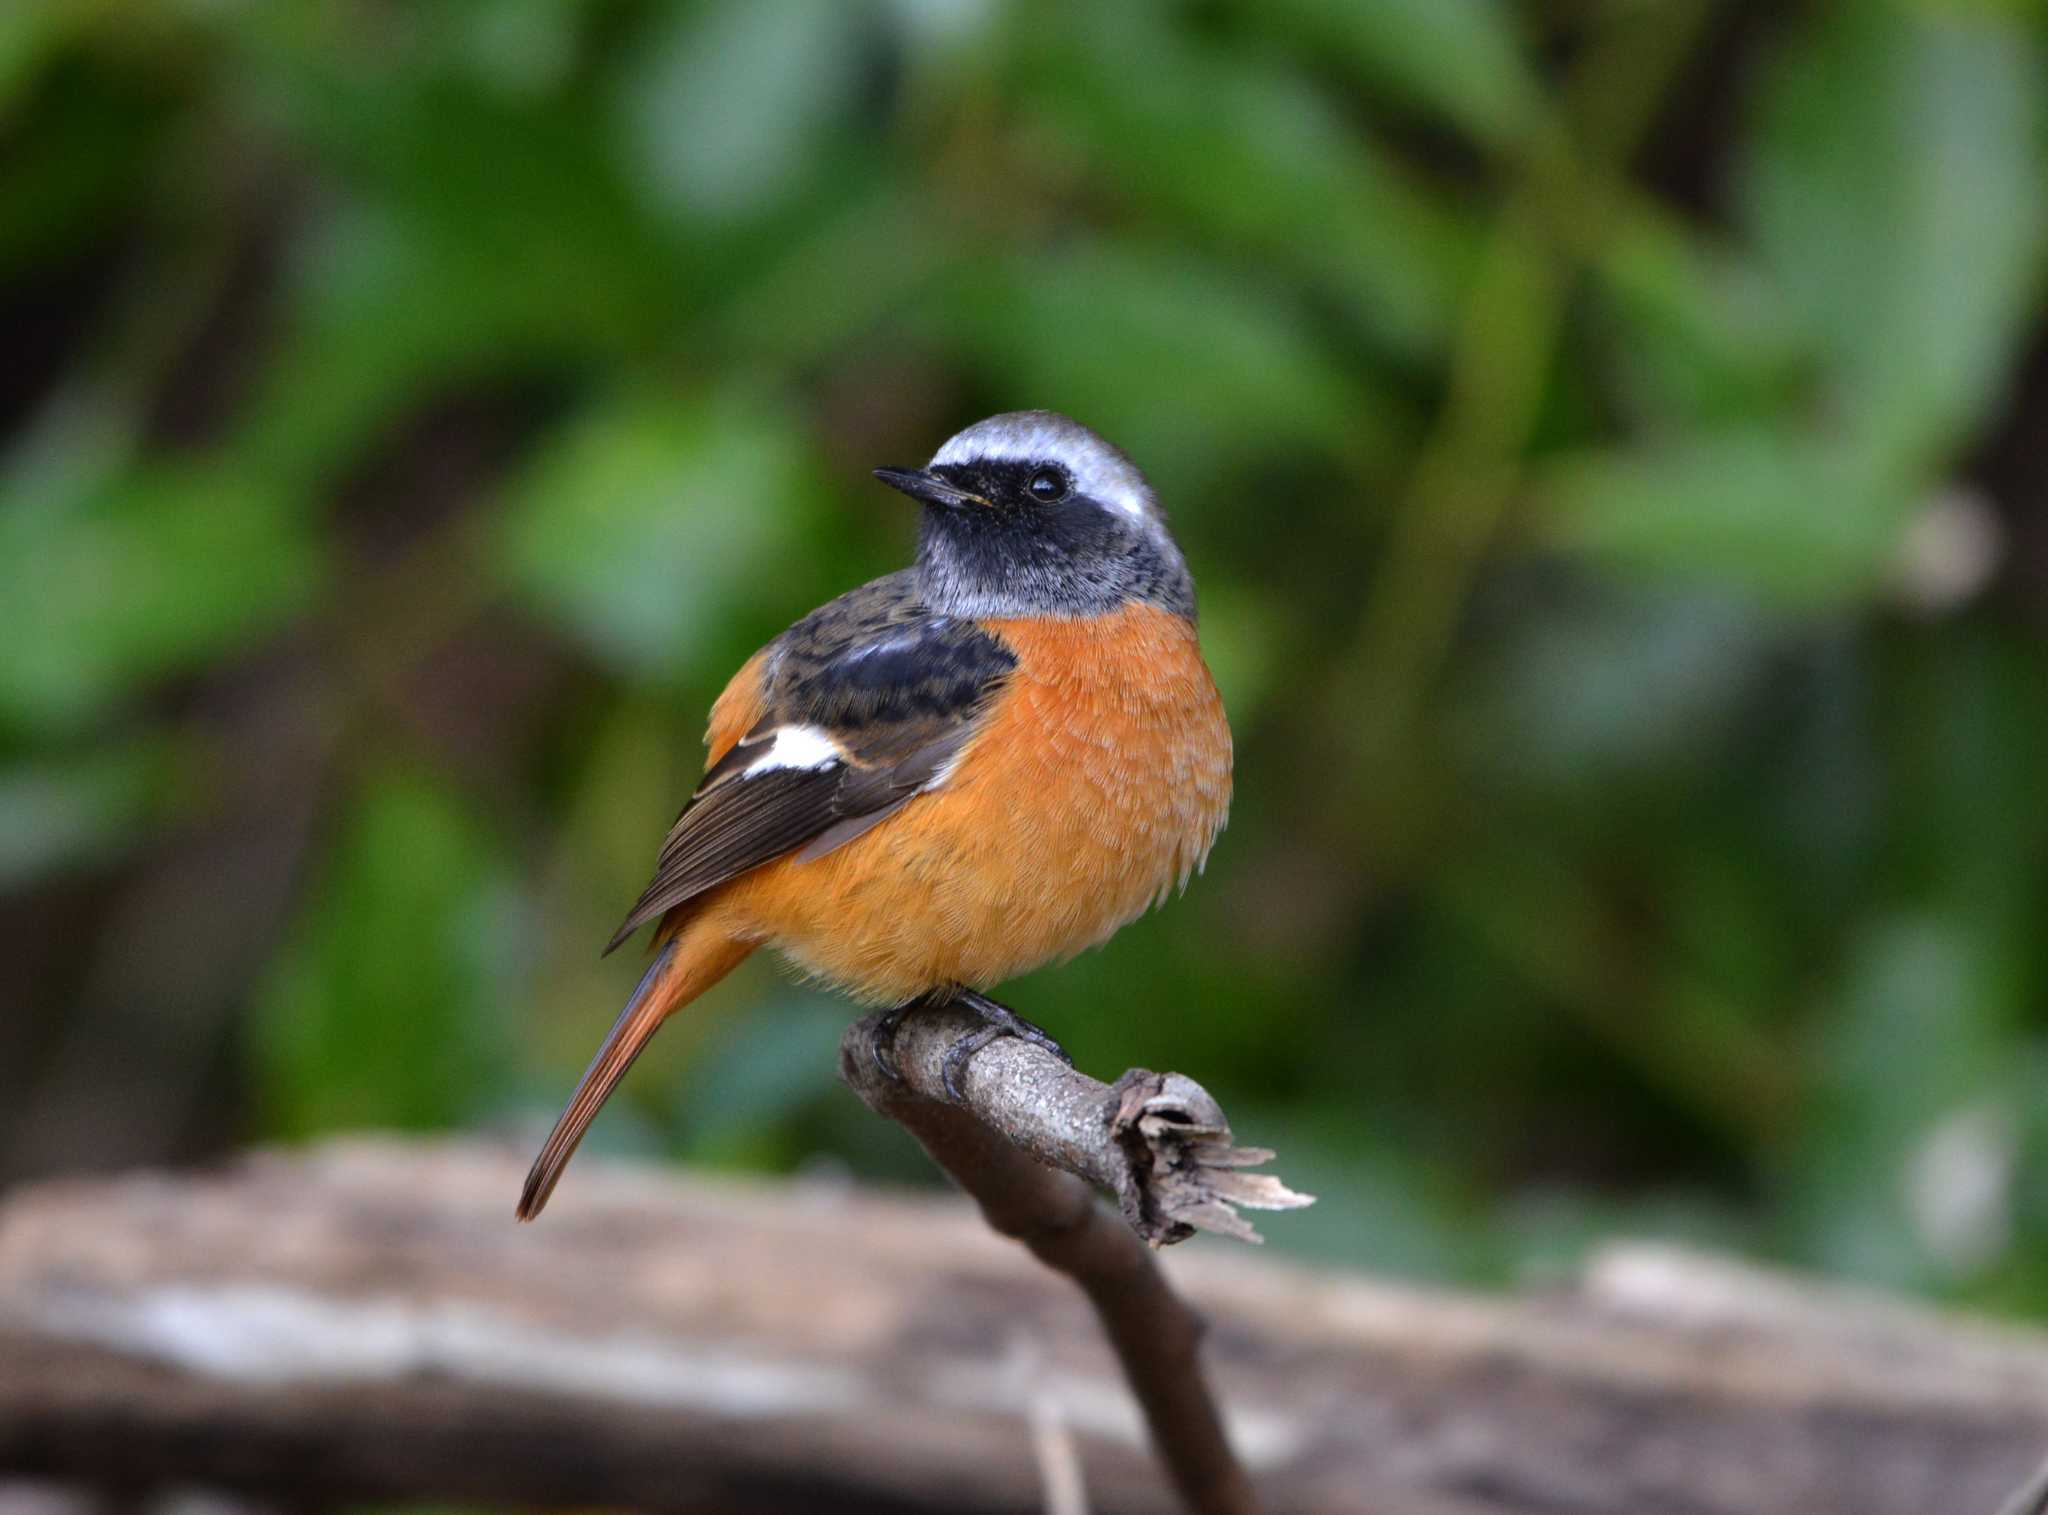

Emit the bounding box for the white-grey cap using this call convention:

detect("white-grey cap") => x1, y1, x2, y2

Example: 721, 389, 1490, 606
929, 410, 1163, 529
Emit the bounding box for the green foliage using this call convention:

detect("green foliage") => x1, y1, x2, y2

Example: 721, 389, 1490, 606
1744, 4, 2045, 463
499, 389, 826, 677
7, 0, 2048, 1314
1251, 0, 1544, 146
1546, 430, 1912, 602
0, 462, 322, 733
255, 771, 519, 1137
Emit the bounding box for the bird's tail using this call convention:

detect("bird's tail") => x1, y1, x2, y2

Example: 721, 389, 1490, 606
517, 916, 753, 1221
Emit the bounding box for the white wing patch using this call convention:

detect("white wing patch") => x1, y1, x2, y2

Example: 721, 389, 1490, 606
743, 725, 844, 775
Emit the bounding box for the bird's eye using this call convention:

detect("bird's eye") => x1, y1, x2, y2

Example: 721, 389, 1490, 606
1027, 468, 1069, 502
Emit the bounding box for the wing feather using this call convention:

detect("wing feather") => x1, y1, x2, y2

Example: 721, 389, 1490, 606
602, 574, 1015, 955
604, 767, 843, 952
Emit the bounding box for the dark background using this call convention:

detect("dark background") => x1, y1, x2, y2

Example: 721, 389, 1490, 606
6, 0, 2048, 1311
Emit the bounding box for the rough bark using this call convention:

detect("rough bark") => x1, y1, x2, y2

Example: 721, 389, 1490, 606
840, 1001, 1311, 1247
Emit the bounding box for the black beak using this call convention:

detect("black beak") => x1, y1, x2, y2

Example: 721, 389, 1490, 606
872, 466, 987, 510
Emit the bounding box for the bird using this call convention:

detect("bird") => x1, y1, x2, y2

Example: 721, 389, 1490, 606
517, 410, 1232, 1220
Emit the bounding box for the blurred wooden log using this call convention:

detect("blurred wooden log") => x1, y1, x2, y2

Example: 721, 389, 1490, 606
1, 1139, 2045, 1514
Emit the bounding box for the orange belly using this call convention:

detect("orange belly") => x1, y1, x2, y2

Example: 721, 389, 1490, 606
700, 602, 1232, 1003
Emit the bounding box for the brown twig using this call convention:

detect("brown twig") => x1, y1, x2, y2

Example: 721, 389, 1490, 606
837, 1001, 1312, 1515
1995, 1453, 2048, 1515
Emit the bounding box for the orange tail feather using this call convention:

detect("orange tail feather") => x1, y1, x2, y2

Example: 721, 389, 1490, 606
517, 918, 752, 1221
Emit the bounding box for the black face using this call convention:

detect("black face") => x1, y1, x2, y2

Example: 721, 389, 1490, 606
878, 456, 1195, 620
928, 458, 1132, 574
936, 456, 1078, 513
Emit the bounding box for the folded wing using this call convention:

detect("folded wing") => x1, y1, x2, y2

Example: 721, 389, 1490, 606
604, 573, 1016, 953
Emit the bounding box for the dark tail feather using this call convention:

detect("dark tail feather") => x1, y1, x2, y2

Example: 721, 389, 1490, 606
517, 940, 677, 1222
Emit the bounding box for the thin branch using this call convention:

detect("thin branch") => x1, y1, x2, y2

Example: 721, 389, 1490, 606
836, 1001, 1312, 1515
1032, 1404, 1091, 1515
839, 1003, 1314, 1247
1995, 1453, 2048, 1515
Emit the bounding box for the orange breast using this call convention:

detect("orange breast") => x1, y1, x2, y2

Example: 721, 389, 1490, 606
702, 602, 1232, 1003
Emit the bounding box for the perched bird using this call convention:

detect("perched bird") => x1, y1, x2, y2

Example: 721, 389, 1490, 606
518, 411, 1232, 1220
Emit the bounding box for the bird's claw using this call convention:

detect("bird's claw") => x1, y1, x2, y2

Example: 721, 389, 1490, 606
868, 1000, 914, 1084
939, 990, 1072, 1102
873, 990, 1070, 1102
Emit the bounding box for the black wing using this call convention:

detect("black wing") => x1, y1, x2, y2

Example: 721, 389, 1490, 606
603, 574, 1016, 953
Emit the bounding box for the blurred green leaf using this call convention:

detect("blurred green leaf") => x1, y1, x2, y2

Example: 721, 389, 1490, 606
1790, 911, 2021, 1287
1244, 0, 1544, 145
878, 0, 1004, 54
1455, 587, 1775, 799
0, 3, 76, 116
233, 77, 679, 488
1437, 841, 1798, 1152
672, 992, 846, 1166
1235, 1106, 1501, 1283
0, 48, 170, 278
0, 736, 178, 887
1591, 214, 1804, 429
0, 461, 322, 734
1542, 428, 1914, 603
1190, 578, 1285, 726
438, 0, 585, 98
497, 388, 824, 677
708, 182, 956, 365
1017, 4, 1472, 359
615, 0, 869, 226
1884, 629, 2048, 913
1504, 1190, 1758, 1289
1743, 4, 2047, 464
254, 770, 518, 1136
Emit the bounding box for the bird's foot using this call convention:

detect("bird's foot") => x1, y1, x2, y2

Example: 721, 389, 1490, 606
870, 989, 1072, 1100
939, 988, 1073, 1103
867, 995, 927, 1084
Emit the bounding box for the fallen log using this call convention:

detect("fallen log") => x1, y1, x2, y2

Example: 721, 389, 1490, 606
1, 1139, 2044, 1513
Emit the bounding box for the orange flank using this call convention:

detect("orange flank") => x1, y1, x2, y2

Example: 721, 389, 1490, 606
702, 648, 769, 769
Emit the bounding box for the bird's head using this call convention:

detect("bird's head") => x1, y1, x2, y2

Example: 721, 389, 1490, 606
875, 410, 1194, 620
